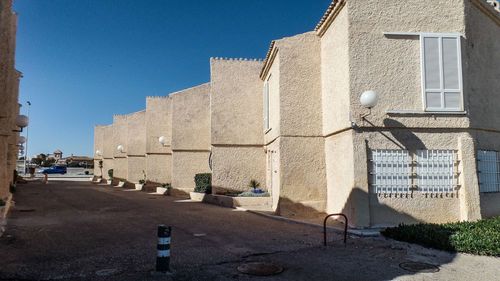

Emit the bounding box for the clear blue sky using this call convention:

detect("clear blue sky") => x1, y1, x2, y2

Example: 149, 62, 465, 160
14, 0, 331, 158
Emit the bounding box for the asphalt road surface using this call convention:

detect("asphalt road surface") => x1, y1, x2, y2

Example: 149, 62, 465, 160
1, 181, 499, 281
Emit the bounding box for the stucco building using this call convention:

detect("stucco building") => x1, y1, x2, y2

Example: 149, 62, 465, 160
0, 0, 21, 219
94, 0, 500, 228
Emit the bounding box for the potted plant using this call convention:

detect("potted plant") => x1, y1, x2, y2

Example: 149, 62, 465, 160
136, 170, 147, 190
98, 160, 103, 180
107, 169, 113, 185
159, 183, 171, 195
249, 179, 262, 194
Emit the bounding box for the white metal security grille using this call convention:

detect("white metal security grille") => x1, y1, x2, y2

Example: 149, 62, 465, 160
416, 150, 455, 193
372, 150, 410, 193
477, 150, 500, 193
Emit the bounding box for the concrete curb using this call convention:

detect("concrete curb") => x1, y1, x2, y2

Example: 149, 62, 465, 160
235, 207, 381, 237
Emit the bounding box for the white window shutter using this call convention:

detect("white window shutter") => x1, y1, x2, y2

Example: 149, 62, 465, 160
263, 80, 269, 131
421, 34, 463, 111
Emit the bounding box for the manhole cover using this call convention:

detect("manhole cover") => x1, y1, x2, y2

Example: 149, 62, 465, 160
237, 262, 284, 276
399, 262, 439, 273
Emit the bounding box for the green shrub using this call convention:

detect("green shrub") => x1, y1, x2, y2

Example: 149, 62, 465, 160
0, 199, 5, 207
382, 216, 500, 256
161, 183, 171, 188
9, 184, 16, 193
138, 179, 145, 184
108, 169, 114, 179
84, 170, 89, 175
194, 173, 211, 194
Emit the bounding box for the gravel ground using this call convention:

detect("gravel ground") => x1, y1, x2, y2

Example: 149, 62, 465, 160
0, 181, 499, 280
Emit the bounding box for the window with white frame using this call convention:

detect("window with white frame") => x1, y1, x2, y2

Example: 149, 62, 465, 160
371, 150, 411, 194
477, 150, 500, 193
416, 150, 456, 193
263, 76, 270, 132
421, 34, 463, 111
370, 149, 458, 194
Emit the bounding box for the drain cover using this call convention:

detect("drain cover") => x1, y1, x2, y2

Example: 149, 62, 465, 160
399, 262, 439, 273
237, 262, 283, 276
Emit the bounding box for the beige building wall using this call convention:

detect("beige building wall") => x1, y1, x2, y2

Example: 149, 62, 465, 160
464, 1, 500, 219
93, 125, 104, 177
126, 110, 146, 183
262, 32, 326, 215
112, 115, 128, 180
317, 0, 500, 227
210, 58, 266, 193
0, 0, 19, 206
101, 124, 114, 179
145, 96, 172, 184
171, 83, 211, 191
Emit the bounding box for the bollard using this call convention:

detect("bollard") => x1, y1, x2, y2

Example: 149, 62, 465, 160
156, 224, 171, 273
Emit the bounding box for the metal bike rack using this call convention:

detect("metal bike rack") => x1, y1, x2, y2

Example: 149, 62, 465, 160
323, 213, 348, 246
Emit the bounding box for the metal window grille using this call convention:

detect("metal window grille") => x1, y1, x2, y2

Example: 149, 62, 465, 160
371, 150, 410, 194
477, 150, 500, 193
416, 150, 456, 193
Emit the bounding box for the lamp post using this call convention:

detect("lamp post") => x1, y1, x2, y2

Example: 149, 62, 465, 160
24, 101, 31, 174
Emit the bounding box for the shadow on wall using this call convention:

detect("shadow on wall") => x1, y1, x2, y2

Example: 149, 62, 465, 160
382, 118, 427, 150
340, 187, 420, 228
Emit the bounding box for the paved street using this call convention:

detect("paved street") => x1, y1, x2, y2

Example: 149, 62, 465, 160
1, 181, 500, 281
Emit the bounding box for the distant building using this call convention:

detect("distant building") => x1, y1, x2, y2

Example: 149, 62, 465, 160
54, 150, 63, 160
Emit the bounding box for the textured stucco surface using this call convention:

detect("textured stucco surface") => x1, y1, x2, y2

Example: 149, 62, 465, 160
101, 125, 114, 160
127, 156, 146, 183
126, 110, 146, 156
318, 0, 500, 227
113, 158, 127, 180
354, 130, 480, 226
276, 32, 322, 137
145, 97, 172, 184
464, 1, 500, 131
171, 83, 211, 150
112, 115, 127, 159
146, 97, 172, 154
262, 32, 326, 215
321, 6, 351, 135
370, 193, 460, 226
172, 151, 211, 190
325, 131, 355, 216
146, 154, 171, 184
210, 58, 264, 145
210, 58, 266, 193
211, 146, 265, 192
0, 0, 19, 202
279, 136, 327, 212
102, 159, 114, 180
347, 0, 469, 129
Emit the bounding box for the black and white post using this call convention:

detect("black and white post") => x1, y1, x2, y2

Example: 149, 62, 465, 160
156, 224, 171, 273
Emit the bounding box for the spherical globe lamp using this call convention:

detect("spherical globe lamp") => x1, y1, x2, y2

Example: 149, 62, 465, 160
360, 90, 379, 109
16, 114, 29, 128
158, 136, 166, 145
117, 145, 124, 152
18, 136, 26, 144
95, 150, 102, 156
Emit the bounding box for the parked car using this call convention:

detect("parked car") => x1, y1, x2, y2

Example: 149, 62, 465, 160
41, 165, 67, 174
